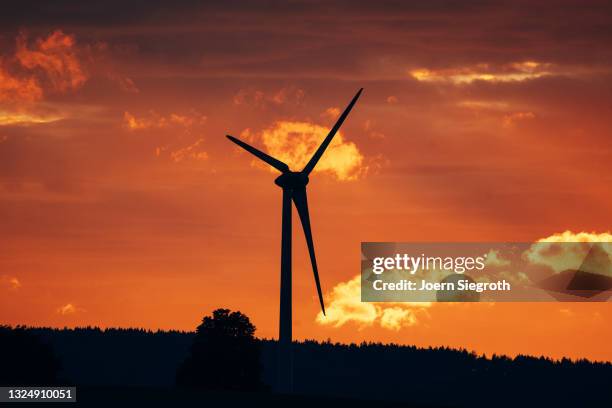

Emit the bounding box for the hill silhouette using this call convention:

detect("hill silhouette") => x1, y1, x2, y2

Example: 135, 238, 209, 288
1, 324, 610, 407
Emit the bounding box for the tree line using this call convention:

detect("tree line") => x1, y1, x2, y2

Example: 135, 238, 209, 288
2, 309, 611, 407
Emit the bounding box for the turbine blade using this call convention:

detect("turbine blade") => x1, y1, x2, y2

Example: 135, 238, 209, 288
226, 135, 289, 173
301, 88, 363, 175
292, 188, 325, 315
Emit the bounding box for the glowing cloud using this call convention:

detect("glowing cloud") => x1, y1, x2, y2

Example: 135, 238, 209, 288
316, 276, 378, 328
0, 30, 88, 126
233, 86, 304, 108
319, 231, 612, 331
0, 110, 63, 126
56, 303, 85, 315
525, 231, 612, 275
484, 250, 511, 267
380, 307, 417, 330
124, 112, 156, 130
1, 275, 21, 290
316, 275, 430, 331
537, 231, 612, 243
243, 120, 365, 181
123, 111, 207, 130
106, 72, 139, 93
457, 100, 510, 110
0, 60, 43, 104
410, 61, 552, 84
456, 99, 536, 129
363, 119, 385, 139
502, 111, 535, 128
321, 107, 340, 120
270, 86, 305, 105
16, 30, 87, 93
170, 138, 209, 162
386, 95, 399, 104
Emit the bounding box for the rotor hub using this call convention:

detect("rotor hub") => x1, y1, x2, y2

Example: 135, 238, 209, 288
274, 172, 309, 189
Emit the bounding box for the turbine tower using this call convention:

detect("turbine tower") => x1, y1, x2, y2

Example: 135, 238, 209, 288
226, 88, 363, 392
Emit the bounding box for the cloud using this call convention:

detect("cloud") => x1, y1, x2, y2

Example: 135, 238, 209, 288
122, 107, 212, 168
457, 100, 511, 110
0, 59, 43, 105
169, 138, 208, 162
386, 95, 398, 104
15, 30, 87, 93
270, 86, 305, 105
241, 120, 366, 180
56, 303, 85, 315
233, 86, 304, 108
410, 61, 553, 84
537, 231, 612, 243
502, 111, 535, 128
316, 275, 430, 331
525, 231, 612, 275
319, 231, 611, 331
484, 249, 511, 267
124, 112, 154, 130
316, 276, 378, 328
0, 30, 88, 125
2, 2, 609, 83
363, 119, 385, 139
321, 107, 340, 121
106, 72, 139, 93
0, 110, 63, 126
0, 30, 138, 127
123, 111, 207, 130
124, 110, 209, 163
0, 30, 87, 113
456, 99, 537, 129
380, 307, 417, 330
0, 275, 21, 290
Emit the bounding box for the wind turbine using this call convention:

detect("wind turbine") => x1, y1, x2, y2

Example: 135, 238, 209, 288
226, 88, 363, 392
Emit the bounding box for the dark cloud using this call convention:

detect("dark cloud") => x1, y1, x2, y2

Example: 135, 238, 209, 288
3, 1, 612, 81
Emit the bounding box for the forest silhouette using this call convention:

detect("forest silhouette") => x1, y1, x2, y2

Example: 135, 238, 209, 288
1, 309, 611, 407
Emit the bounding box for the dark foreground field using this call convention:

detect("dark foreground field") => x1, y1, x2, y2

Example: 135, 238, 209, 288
3, 327, 612, 407
66, 387, 431, 408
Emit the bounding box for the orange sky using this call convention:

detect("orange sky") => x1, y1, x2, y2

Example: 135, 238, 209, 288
1, 1, 611, 362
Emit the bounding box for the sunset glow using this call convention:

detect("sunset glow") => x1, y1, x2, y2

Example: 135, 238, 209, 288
1, 2, 611, 364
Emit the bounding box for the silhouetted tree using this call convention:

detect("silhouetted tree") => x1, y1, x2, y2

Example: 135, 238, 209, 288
176, 309, 262, 390
0, 326, 60, 385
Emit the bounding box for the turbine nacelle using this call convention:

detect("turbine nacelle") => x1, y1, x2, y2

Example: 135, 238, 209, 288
274, 171, 309, 189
